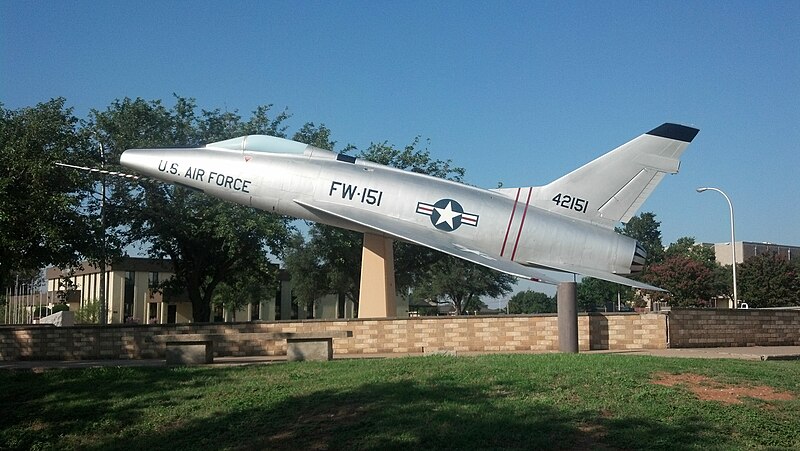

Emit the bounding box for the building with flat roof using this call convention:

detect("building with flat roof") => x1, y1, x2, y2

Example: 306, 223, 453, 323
40, 257, 364, 325
45, 257, 193, 324
709, 241, 798, 266
6, 257, 412, 325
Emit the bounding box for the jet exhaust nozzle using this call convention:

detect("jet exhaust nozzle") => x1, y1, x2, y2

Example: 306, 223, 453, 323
630, 242, 647, 274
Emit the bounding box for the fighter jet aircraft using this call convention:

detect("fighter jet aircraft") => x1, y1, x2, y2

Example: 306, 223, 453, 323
119, 123, 698, 291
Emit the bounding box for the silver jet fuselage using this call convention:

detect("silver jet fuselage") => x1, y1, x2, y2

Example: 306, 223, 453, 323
122, 124, 698, 288
121, 140, 639, 283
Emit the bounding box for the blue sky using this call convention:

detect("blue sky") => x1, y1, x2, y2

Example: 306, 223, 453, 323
3, 0, 799, 253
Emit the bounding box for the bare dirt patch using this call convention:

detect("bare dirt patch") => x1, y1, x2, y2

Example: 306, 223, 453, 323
651, 372, 795, 404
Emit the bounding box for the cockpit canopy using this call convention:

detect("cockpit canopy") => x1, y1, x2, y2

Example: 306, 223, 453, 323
206, 135, 309, 154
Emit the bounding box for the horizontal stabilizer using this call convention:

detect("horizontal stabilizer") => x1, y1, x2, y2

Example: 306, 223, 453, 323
525, 260, 666, 292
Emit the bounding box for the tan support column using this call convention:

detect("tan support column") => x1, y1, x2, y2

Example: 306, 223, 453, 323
357, 233, 397, 318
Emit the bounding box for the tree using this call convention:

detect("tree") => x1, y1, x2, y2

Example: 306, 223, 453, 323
507, 290, 556, 314
738, 253, 800, 308
416, 256, 515, 315
211, 259, 278, 319
285, 224, 364, 313
658, 236, 731, 306
359, 137, 465, 181
292, 122, 348, 153
616, 212, 665, 266
577, 277, 630, 312
664, 236, 717, 264
91, 96, 293, 322
0, 99, 94, 291
282, 234, 331, 315
643, 255, 719, 307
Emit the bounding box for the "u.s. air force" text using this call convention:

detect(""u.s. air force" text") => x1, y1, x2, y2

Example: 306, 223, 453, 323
158, 160, 251, 193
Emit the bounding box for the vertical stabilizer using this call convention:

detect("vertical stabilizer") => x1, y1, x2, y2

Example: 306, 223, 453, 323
494, 123, 699, 228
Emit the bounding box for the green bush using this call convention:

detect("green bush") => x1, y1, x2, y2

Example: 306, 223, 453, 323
75, 299, 101, 324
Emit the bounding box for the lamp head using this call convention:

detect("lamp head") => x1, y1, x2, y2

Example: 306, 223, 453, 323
696, 187, 709, 193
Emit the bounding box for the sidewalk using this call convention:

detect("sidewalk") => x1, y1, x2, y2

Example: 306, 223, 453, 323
604, 346, 800, 361
2, 346, 799, 371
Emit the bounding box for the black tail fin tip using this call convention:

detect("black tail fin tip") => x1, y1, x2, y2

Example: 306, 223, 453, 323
646, 123, 700, 143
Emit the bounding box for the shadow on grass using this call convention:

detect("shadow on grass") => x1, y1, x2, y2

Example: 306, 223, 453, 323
1, 357, 753, 451
95, 375, 731, 450
0, 366, 237, 450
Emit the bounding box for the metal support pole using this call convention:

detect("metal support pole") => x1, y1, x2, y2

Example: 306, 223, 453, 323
99, 139, 108, 325
24, 284, 29, 324
557, 281, 579, 353
14, 275, 19, 324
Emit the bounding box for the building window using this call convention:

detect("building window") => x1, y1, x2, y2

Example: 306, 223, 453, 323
148, 302, 158, 324
148, 272, 159, 289
124, 271, 135, 321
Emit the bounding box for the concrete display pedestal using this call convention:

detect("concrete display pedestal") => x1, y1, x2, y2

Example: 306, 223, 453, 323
357, 233, 397, 318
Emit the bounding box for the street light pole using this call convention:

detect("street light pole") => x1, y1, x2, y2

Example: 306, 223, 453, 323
696, 187, 738, 308
90, 133, 109, 325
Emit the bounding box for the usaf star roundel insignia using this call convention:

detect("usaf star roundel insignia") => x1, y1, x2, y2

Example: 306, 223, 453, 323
416, 198, 479, 232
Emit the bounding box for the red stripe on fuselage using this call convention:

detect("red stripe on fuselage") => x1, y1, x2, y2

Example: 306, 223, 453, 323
511, 187, 533, 261
500, 188, 522, 257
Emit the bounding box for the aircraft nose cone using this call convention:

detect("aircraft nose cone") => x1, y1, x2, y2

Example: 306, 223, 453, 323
120, 148, 164, 177
119, 148, 146, 169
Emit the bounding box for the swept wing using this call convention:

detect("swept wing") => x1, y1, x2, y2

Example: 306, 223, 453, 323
294, 199, 560, 284
294, 199, 663, 291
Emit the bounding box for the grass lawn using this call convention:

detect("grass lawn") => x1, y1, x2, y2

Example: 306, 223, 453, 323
1, 354, 798, 450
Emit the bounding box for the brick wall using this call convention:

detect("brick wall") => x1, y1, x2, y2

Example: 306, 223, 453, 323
5, 310, 796, 361
585, 313, 667, 350
668, 309, 800, 347
0, 313, 667, 361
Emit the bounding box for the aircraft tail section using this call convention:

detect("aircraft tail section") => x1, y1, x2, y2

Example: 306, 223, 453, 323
494, 123, 699, 228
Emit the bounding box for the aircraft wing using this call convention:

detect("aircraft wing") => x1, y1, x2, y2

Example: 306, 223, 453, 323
294, 199, 667, 291
293, 199, 561, 284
